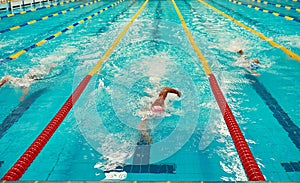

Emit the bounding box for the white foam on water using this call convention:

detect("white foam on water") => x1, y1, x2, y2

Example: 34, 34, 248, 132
277, 35, 300, 47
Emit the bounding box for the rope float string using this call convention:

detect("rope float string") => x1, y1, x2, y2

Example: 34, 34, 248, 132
1, 0, 149, 180
228, 0, 300, 22
209, 74, 264, 180
249, 0, 300, 12
171, 0, 265, 180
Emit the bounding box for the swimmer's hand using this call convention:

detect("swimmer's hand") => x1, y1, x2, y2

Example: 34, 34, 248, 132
19, 96, 24, 102
177, 91, 181, 97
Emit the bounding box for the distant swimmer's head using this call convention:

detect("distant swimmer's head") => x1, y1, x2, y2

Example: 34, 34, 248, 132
237, 49, 244, 55
151, 105, 164, 113
253, 59, 260, 64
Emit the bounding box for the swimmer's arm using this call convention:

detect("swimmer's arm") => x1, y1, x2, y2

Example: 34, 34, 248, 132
19, 87, 29, 101
161, 87, 181, 97
246, 67, 261, 76
44, 64, 58, 75
0, 77, 9, 88
251, 70, 261, 76
138, 120, 153, 144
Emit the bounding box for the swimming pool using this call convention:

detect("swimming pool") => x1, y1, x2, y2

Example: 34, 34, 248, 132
0, 0, 299, 181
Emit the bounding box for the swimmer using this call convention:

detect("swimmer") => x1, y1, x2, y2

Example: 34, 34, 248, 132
151, 87, 181, 113
236, 49, 261, 76
0, 64, 57, 101
137, 87, 181, 144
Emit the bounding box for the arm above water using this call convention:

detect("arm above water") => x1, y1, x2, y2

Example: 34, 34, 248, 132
159, 87, 181, 99
0, 75, 13, 88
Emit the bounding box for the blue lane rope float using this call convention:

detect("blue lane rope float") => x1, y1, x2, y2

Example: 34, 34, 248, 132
228, 0, 300, 23
249, 0, 300, 12
0, 0, 80, 20
0, 0, 126, 64
0, 0, 102, 34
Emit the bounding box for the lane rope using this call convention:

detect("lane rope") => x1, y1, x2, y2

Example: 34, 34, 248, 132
1, 0, 148, 180
171, 0, 265, 180
0, 0, 102, 34
0, 0, 79, 20
249, 0, 300, 12
0, 0, 126, 64
228, 0, 300, 23
198, 0, 300, 62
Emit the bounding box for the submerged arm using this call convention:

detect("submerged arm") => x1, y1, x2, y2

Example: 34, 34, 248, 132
19, 87, 29, 101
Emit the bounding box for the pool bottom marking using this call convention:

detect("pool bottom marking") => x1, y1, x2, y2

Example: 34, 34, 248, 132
245, 73, 300, 149
0, 0, 126, 64
98, 0, 137, 33
281, 161, 300, 172
105, 133, 176, 174
0, 88, 47, 139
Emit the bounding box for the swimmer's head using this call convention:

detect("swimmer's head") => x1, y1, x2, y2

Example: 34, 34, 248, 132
151, 105, 164, 113
237, 49, 244, 55
253, 59, 260, 64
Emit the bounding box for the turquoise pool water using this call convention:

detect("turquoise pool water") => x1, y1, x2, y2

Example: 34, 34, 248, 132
0, 0, 299, 181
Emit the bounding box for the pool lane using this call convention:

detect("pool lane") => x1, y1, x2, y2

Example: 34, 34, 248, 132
171, 0, 266, 180
245, 73, 300, 150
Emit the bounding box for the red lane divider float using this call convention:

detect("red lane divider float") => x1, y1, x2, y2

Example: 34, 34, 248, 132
1, 75, 91, 181
209, 74, 265, 181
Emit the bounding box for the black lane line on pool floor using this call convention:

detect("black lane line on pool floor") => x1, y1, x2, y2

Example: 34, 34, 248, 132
245, 73, 300, 150
151, 0, 162, 51
281, 161, 300, 172
98, 0, 137, 33
0, 87, 48, 139
129, 0, 175, 174
183, 0, 300, 150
